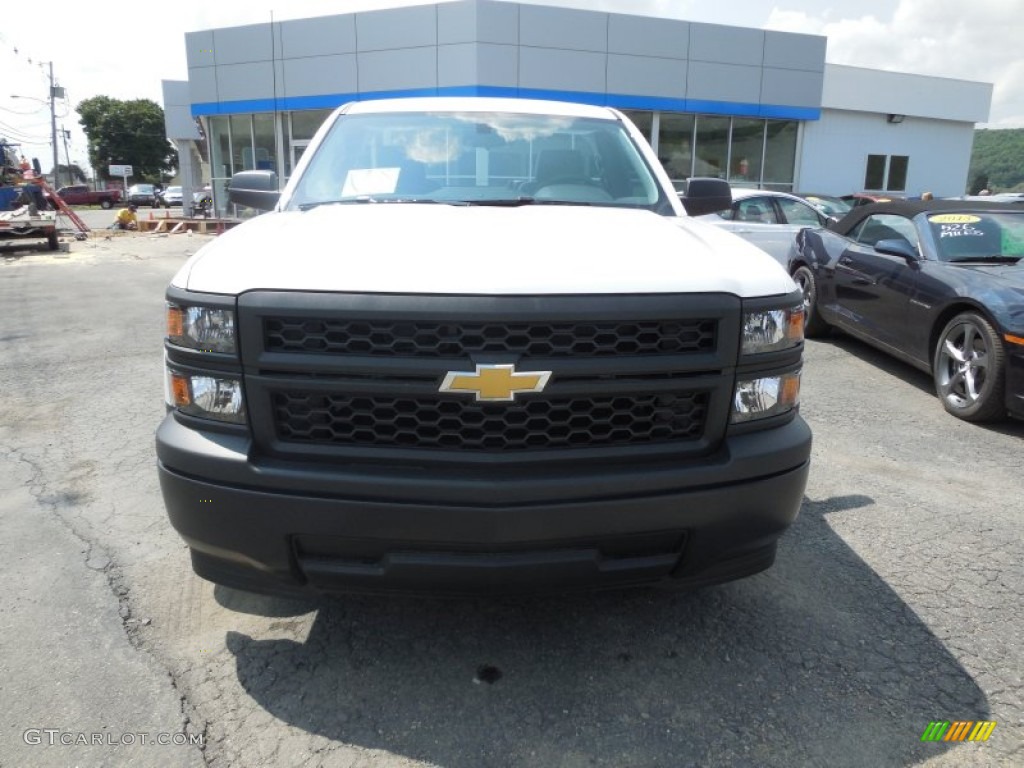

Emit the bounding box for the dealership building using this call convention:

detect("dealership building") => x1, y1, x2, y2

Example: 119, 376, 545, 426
162, 0, 992, 215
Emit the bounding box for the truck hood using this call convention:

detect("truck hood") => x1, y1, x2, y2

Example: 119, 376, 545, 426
173, 204, 794, 298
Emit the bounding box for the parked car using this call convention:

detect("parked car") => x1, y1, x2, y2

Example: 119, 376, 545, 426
127, 184, 159, 207
46, 185, 122, 209
696, 188, 828, 265
789, 199, 1024, 422
840, 192, 900, 208
989, 192, 1024, 204
189, 185, 213, 217
159, 186, 183, 207
799, 193, 852, 221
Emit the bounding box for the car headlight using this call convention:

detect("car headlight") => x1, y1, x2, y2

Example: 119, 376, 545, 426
166, 369, 246, 424
741, 305, 804, 356
166, 304, 236, 354
731, 370, 801, 423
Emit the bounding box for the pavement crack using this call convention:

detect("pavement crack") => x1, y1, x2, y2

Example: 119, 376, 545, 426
3, 442, 210, 766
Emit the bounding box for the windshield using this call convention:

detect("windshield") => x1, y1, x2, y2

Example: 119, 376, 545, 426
926, 211, 1024, 263
804, 195, 851, 217
287, 110, 667, 211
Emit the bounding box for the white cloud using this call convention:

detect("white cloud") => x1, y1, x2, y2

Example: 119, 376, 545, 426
2, 0, 1020, 171
766, 0, 1024, 127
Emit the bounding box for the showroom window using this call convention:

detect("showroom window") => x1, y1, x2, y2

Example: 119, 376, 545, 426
762, 120, 797, 192
250, 114, 276, 172
729, 118, 765, 187
694, 115, 730, 178
657, 113, 695, 188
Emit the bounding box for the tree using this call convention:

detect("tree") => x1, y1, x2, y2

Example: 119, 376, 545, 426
77, 96, 177, 183
969, 128, 1024, 192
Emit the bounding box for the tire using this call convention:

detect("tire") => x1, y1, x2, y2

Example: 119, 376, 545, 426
933, 312, 1006, 422
792, 265, 829, 337
100, 199, 113, 209
47, 230, 59, 251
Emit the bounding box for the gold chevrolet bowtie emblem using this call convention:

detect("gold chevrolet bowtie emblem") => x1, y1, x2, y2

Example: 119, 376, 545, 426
439, 364, 552, 402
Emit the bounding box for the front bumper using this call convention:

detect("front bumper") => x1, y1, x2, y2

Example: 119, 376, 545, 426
1007, 339, 1024, 418
157, 415, 811, 596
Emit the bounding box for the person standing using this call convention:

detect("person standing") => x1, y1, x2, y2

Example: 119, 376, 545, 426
732, 158, 752, 182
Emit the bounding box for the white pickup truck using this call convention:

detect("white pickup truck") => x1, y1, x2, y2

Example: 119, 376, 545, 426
157, 97, 810, 597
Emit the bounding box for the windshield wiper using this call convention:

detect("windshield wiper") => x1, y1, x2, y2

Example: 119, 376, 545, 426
464, 197, 595, 207
947, 255, 1022, 264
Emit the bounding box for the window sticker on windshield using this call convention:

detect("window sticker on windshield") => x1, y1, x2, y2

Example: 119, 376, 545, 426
342, 168, 400, 196
928, 214, 981, 224
937, 223, 984, 238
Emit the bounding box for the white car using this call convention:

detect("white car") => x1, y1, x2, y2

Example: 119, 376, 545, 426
160, 186, 183, 206
697, 188, 828, 265
157, 97, 810, 597
989, 192, 1024, 203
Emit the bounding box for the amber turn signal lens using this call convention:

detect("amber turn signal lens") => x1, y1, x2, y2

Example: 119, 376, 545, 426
788, 306, 806, 338
167, 305, 184, 339
781, 372, 801, 405
170, 373, 191, 407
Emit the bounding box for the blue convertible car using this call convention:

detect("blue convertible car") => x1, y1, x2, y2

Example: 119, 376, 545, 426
789, 200, 1024, 422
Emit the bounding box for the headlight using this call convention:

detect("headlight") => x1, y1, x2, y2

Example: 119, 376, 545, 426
167, 304, 236, 354
731, 370, 801, 423
741, 305, 804, 355
166, 369, 246, 424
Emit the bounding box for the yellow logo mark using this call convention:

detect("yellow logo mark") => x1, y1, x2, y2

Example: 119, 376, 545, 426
439, 364, 551, 402
929, 214, 981, 224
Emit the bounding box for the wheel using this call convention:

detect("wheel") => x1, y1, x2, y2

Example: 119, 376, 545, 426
46, 230, 59, 251
791, 265, 829, 337
100, 199, 113, 209
933, 312, 1006, 422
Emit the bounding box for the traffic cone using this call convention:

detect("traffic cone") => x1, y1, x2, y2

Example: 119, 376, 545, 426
148, 210, 154, 220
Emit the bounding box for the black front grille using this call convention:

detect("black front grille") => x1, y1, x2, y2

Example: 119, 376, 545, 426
272, 390, 709, 451
264, 318, 716, 358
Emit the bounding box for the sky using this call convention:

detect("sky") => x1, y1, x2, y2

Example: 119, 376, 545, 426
2, 0, 1021, 174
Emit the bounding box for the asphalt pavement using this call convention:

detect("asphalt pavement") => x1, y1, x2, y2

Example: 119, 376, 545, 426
0, 222, 1020, 767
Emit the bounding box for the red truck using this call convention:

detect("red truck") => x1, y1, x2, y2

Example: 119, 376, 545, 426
47, 185, 122, 209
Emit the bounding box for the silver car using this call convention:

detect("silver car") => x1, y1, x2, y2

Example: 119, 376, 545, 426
697, 188, 828, 265
159, 186, 183, 206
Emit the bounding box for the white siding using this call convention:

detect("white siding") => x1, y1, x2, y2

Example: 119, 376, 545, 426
798, 109, 976, 197
823, 64, 991, 123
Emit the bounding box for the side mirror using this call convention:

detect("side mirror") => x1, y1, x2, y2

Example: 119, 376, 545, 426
678, 177, 732, 216
228, 170, 280, 211
874, 238, 918, 261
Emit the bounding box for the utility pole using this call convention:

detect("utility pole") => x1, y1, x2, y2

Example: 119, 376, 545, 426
61, 125, 71, 183
48, 62, 59, 188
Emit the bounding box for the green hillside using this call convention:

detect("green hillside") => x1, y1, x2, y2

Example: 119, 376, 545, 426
968, 128, 1024, 193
